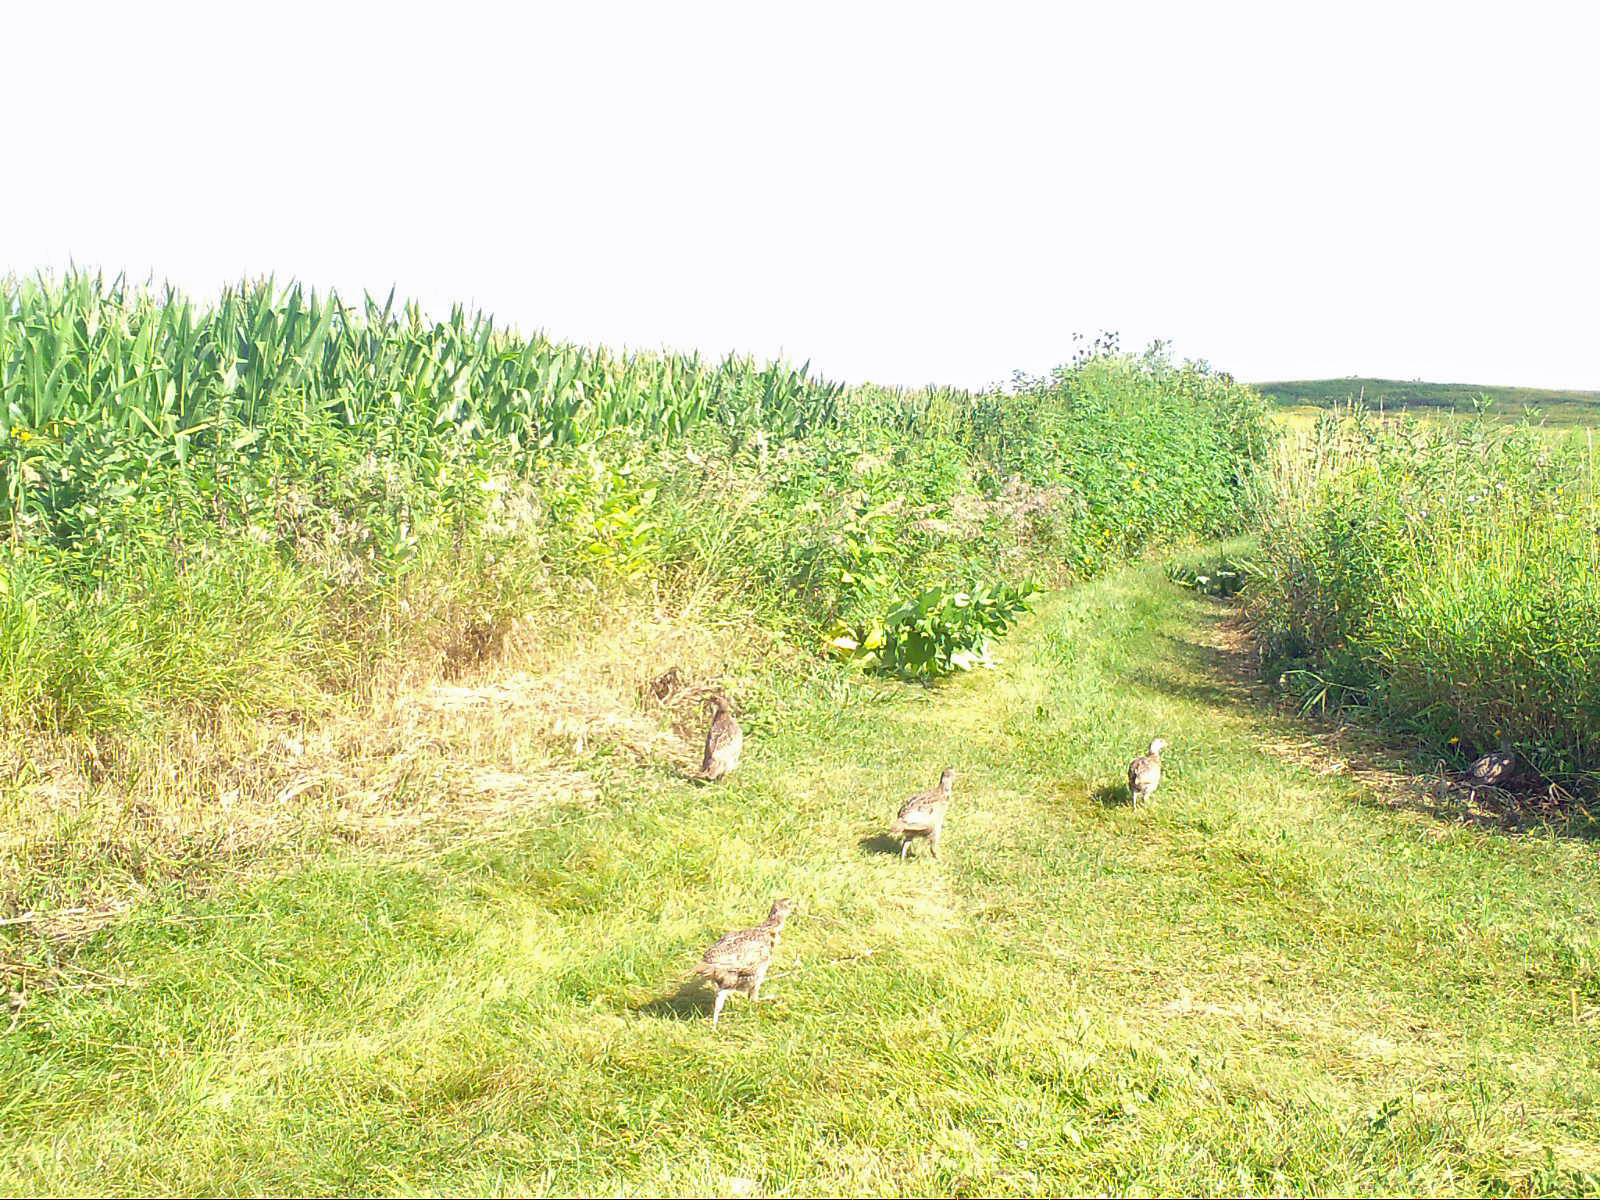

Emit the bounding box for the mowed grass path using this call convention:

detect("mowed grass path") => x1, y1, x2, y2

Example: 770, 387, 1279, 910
6, 558, 1600, 1196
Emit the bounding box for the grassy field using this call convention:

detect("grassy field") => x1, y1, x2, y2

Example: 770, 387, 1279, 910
6, 552, 1598, 1196
1254, 378, 1600, 429
0, 275, 1273, 921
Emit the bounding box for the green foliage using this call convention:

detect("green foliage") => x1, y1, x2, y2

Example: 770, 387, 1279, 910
0, 272, 849, 481
827, 579, 1037, 678
1253, 406, 1600, 790
0, 271, 1275, 727
542, 451, 663, 583
0, 541, 336, 730
991, 343, 1273, 572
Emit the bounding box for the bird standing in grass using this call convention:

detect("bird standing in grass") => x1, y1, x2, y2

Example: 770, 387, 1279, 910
696, 694, 743, 781
889, 768, 956, 859
1127, 738, 1168, 806
1467, 738, 1516, 788
693, 899, 794, 1028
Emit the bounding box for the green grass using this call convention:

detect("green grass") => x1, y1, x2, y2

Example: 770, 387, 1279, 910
1254, 378, 1600, 429
6, 553, 1599, 1196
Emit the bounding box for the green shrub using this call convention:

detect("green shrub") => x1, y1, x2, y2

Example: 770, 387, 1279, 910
826, 580, 1037, 679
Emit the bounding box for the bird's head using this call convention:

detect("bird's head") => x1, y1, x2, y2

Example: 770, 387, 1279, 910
766, 898, 796, 926
939, 767, 957, 790
705, 694, 733, 714
1149, 738, 1169, 756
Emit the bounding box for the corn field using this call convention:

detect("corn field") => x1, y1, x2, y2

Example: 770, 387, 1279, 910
0, 272, 854, 538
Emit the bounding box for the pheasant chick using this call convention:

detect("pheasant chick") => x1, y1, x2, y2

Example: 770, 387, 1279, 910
1467, 747, 1515, 788
1128, 738, 1168, 806
889, 768, 956, 859
693, 898, 794, 1027
697, 695, 743, 781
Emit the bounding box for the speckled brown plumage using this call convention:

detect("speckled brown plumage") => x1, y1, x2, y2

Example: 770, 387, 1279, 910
889, 768, 955, 859
693, 899, 794, 1026
696, 695, 743, 781
1127, 738, 1167, 806
1467, 748, 1516, 787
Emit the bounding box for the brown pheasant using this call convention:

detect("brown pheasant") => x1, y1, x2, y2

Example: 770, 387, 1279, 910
1466, 740, 1516, 788
693, 898, 794, 1027
1127, 738, 1167, 806
695, 694, 743, 781
889, 768, 956, 859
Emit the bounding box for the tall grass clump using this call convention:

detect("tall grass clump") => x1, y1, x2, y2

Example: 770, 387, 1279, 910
1253, 405, 1600, 792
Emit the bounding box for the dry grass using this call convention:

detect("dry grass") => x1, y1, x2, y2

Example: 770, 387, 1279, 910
0, 597, 775, 941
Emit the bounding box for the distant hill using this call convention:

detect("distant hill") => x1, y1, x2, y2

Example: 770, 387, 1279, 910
1253, 378, 1600, 428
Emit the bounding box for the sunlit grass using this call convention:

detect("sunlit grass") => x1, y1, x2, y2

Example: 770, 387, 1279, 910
5, 560, 1597, 1196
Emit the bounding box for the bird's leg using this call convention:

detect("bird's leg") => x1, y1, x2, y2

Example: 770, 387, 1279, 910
928, 830, 940, 859
711, 989, 728, 1027
900, 838, 910, 859
751, 964, 769, 1003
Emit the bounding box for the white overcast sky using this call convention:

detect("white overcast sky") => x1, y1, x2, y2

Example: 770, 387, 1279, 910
4, 1, 1596, 390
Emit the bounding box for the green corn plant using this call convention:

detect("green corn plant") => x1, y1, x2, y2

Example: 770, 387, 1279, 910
0, 271, 866, 543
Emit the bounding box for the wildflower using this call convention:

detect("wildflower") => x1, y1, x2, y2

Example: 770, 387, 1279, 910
1449, 737, 1460, 744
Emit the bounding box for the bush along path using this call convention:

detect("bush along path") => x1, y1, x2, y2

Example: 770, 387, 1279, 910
5, 555, 1600, 1196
